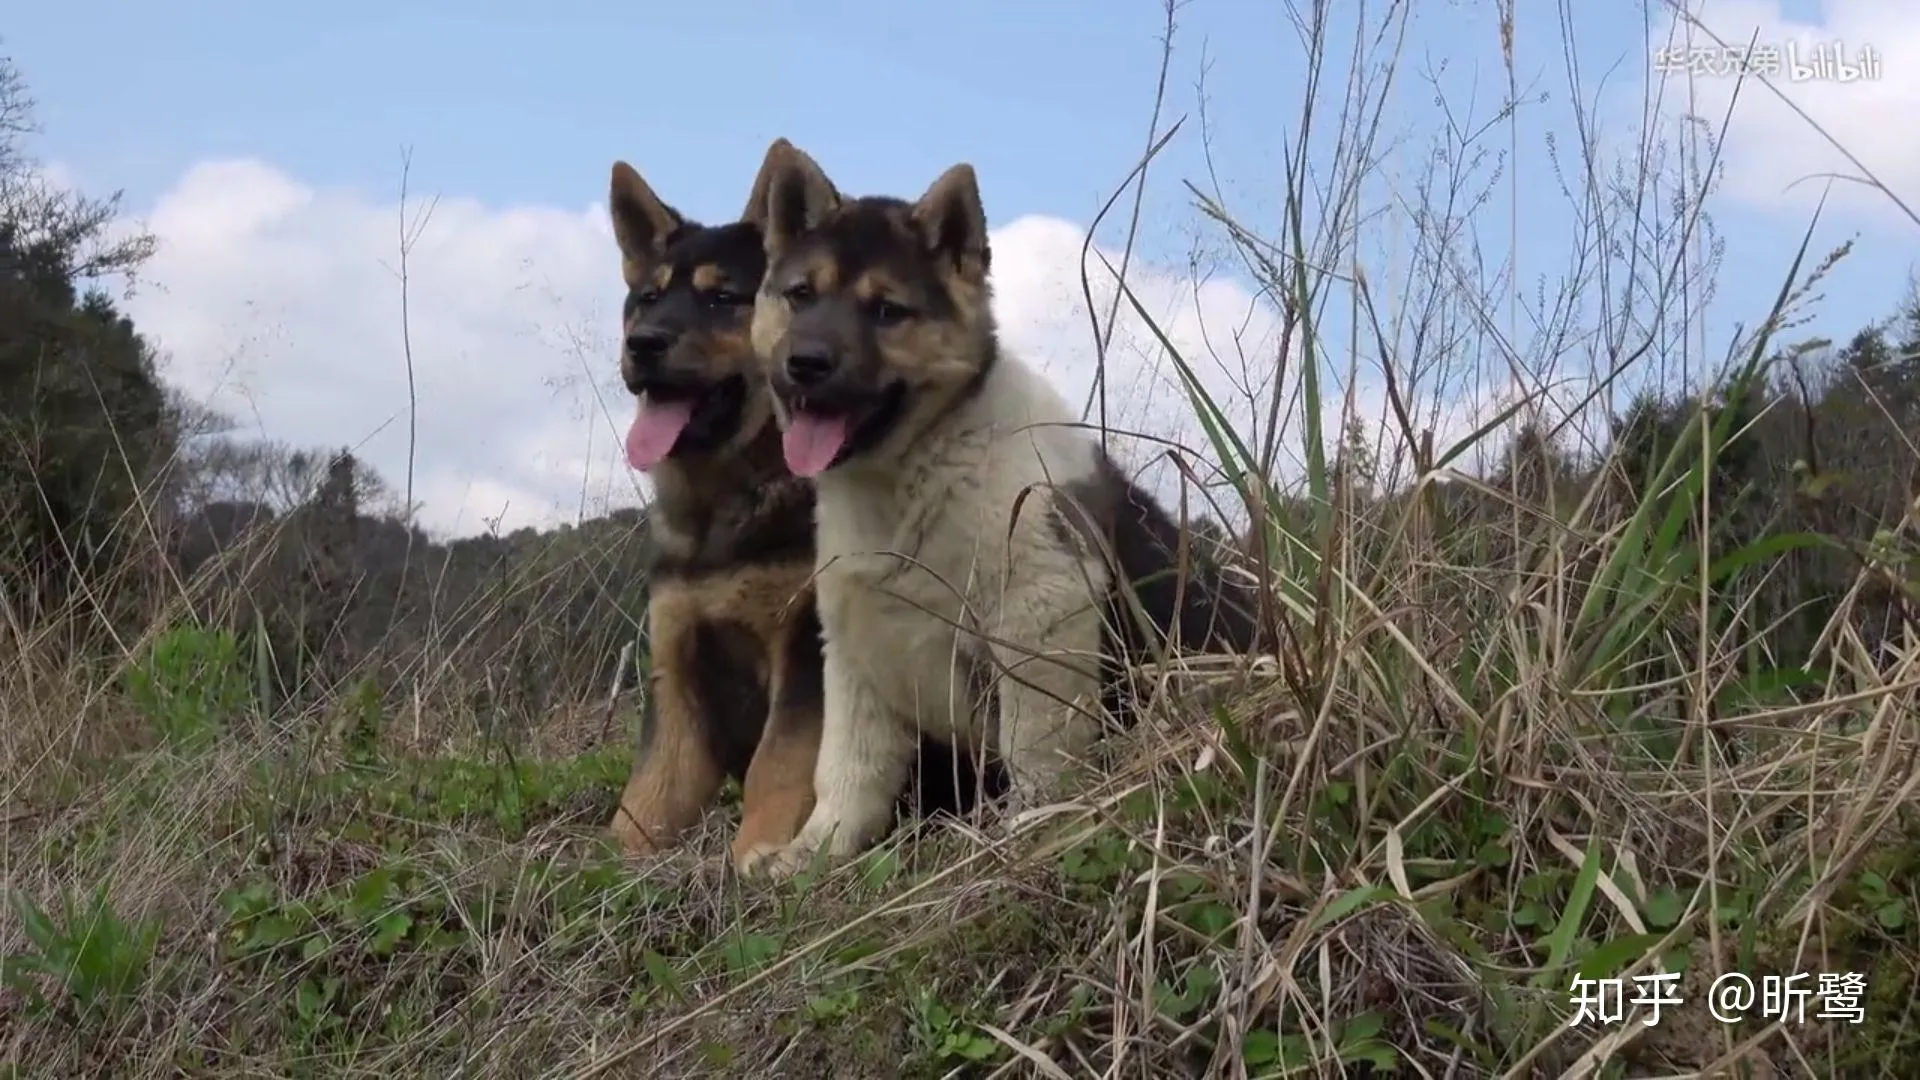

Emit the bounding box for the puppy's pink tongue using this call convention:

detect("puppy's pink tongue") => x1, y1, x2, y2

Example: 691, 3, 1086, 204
782, 413, 849, 477
625, 396, 693, 471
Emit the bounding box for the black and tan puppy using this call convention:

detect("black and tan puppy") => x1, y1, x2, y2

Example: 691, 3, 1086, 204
606, 143, 999, 873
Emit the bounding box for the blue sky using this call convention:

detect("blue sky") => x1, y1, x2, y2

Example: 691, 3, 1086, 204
15, 0, 1898, 293
6, 0, 1913, 534
14, 0, 1217, 233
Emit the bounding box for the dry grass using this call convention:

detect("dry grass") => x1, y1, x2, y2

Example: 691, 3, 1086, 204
3, 547, 1917, 1078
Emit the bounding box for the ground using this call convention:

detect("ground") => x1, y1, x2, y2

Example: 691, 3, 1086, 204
4, 606, 1917, 1077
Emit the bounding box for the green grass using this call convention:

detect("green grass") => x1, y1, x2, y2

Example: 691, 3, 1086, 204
5, 562, 1917, 1077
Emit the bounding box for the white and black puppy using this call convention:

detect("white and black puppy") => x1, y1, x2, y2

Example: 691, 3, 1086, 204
741, 141, 1263, 878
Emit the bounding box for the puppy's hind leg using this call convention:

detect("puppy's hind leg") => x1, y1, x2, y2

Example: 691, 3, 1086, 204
991, 590, 1105, 815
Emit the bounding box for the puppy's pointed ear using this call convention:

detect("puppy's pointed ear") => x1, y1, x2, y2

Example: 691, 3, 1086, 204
738, 137, 793, 228
757, 140, 841, 259
609, 161, 685, 289
910, 163, 990, 275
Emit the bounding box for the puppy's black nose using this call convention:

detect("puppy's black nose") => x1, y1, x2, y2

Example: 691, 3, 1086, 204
784, 350, 834, 387
625, 328, 673, 366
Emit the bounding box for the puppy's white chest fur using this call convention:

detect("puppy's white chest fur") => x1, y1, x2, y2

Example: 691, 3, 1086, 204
812, 358, 1108, 751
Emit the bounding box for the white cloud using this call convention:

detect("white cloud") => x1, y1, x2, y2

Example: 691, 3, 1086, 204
984, 216, 1285, 499
118, 160, 619, 537
117, 158, 1396, 538
1655, 1, 1920, 221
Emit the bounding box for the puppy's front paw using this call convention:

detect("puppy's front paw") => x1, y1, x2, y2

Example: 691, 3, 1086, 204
731, 839, 787, 880
608, 818, 672, 859
992, 782, 1071, 839
988, 801, 1026, 843
758, 835, 824, 881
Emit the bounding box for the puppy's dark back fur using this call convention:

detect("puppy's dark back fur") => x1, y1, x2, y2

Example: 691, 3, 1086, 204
1050, 450, 1267, 715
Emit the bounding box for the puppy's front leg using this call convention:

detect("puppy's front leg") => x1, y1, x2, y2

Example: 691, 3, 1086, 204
730, 675, 822, 876
731, 603, 826, 875
757, 644, 913, 879
608, 617, 726, 856
992, 587, 1105, 814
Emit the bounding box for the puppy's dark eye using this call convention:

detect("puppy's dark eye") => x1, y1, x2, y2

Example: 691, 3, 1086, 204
706, 290, 750, 307
783, 281, 816, 306
869, 298, 912, 325
634, 288, 663, 305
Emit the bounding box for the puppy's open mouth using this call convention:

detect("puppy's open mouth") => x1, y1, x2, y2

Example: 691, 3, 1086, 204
781, 382, 908, 478
624, 375, 747, 471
